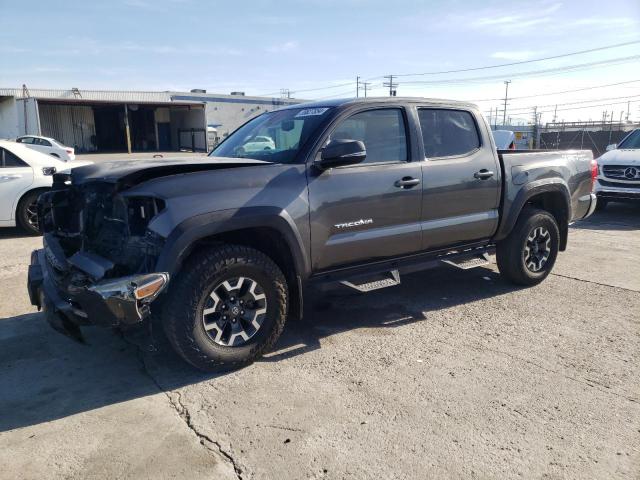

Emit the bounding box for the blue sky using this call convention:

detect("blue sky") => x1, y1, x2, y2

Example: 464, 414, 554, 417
1, 0, 639, 123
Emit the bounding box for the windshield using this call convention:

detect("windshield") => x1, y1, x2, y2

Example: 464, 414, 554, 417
210, 107, 332, 163
618, 129, 640, 149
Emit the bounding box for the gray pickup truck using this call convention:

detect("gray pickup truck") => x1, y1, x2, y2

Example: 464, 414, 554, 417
27, 98, 597, 371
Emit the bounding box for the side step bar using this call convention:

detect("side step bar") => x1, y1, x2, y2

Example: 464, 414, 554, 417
441, 252, 491, 270
340, 269, 400, 292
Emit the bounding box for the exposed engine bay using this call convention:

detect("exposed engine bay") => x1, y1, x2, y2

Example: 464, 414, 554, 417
39, 172, 165, 279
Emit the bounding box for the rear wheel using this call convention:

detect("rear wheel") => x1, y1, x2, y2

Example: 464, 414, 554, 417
496, 207, 559, 286
162, 244, 288, 371
16, 190, 43, 235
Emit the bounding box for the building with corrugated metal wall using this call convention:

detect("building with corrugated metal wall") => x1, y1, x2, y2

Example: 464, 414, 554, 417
0, 88, 301, 153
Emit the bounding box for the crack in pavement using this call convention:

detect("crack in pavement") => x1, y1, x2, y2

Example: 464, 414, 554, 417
550, 272, 640, 294
124, 337, 246, 480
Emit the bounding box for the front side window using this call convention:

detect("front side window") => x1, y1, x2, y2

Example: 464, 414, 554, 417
1, 148, 28, 167
17, 137, 34, 144
618, 129, 640, 149
418, 109, 480, 159
210, 107, 332, 163
328, 108, 408, 164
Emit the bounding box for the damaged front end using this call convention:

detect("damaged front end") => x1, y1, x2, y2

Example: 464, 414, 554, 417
27, 171, 170, 341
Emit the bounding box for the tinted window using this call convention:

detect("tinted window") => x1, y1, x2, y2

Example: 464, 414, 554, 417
1, 148, 28, 167
418, 109, 480, 158
329, 109, 407, 164
18, 137, 34, 144
35, 138, 52, 147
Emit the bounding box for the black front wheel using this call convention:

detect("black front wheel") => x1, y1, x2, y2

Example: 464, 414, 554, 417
16, 190, 43, 235
162, 245, 288, 371
496, 207, 560, 286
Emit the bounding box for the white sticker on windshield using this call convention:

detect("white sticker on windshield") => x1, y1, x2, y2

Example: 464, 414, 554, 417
295, 108, 329, 117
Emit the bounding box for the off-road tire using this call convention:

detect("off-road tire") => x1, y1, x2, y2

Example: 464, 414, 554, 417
162, 244, 288, 371
496, 207, 559, 286
16, 190, 43, 235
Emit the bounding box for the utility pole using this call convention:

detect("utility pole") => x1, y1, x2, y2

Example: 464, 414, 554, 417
502, 80, 511, 126
552, 104, 557, 124
362, 82, 372, 98
356, 76, 360, 98
280, 88, 291, 99
626, 101, 631, 122
532, 106, 538, 149
383, 75, 398, 96
489, 107, 493, 129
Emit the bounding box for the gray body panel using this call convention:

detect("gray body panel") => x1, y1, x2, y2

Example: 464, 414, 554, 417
65, 98, 594, 281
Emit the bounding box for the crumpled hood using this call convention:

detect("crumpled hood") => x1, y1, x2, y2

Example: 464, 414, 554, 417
66, 156, 272, 188
597, 149, 640, 165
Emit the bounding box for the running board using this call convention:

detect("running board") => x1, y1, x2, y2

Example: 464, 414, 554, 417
441, 252, 491, 270
340, 269, 401, 292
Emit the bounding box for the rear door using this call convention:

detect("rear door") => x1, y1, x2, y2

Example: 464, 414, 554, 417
416, 107, 501, 249
0, 147, 34, 221
308, 106, 423, 271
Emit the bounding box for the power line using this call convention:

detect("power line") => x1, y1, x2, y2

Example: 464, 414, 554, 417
494, 94, 640, 114
467, 79, 640, 102
254, 40, 640, 98
485, 98, 640, 116
369, 40, 640, 78
398, 55, 640, 86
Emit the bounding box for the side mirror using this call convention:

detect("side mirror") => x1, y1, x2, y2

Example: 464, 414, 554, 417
317, 139, 366, 169
606, 143, 617, 151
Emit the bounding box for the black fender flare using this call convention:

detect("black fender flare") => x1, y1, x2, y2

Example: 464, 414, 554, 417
494, 180, 571, 246
154, 207, 310, 279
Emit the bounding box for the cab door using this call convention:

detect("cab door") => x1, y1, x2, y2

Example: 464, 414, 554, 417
416, 107, 501, 250
308, 107, 423, 271
0, 147, 34, 221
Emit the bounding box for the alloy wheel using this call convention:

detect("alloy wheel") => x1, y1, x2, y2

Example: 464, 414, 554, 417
523, 226, 551, 272
202, 276, 267, 347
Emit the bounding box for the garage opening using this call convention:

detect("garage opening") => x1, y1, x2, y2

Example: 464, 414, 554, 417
37, 101, 206, 153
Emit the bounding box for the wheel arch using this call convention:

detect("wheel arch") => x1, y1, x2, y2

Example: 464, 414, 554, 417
495, 182, 571, 251
155, 208, 309, 321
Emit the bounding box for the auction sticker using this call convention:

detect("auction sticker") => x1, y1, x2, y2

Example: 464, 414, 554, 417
295, 108, 329, 117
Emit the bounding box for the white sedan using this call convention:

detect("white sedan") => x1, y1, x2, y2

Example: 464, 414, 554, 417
16, 135, 76, 161
241, 135, 276, 152
0, 140, 90, 234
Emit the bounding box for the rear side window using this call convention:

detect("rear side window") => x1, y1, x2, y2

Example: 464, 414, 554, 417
418, 109, 480, 158
329, 108, 408, 164
35, 138, 52, 147
1, 148, 28, 167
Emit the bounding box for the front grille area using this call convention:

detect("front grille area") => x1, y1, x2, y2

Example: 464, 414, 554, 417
599, 179, 640, 189
602, 165, 640, 181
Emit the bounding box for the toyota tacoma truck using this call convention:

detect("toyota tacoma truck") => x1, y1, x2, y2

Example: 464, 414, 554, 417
27, 98, 598, 371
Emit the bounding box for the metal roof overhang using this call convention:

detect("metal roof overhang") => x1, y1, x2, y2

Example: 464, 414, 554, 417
34, 98, 204, 108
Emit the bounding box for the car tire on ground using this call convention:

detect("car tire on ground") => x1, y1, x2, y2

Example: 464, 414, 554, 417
162, 244, 288, 372
16, 190, 43, 235
595, 198, 608, 212
496, 207, 560, 286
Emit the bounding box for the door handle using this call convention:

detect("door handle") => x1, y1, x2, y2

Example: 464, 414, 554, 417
394, 177, 421, 188
474, 169, 494, 180
0, 174, 21, 181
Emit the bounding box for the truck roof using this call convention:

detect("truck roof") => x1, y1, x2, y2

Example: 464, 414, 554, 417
278, 97, 478, 110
